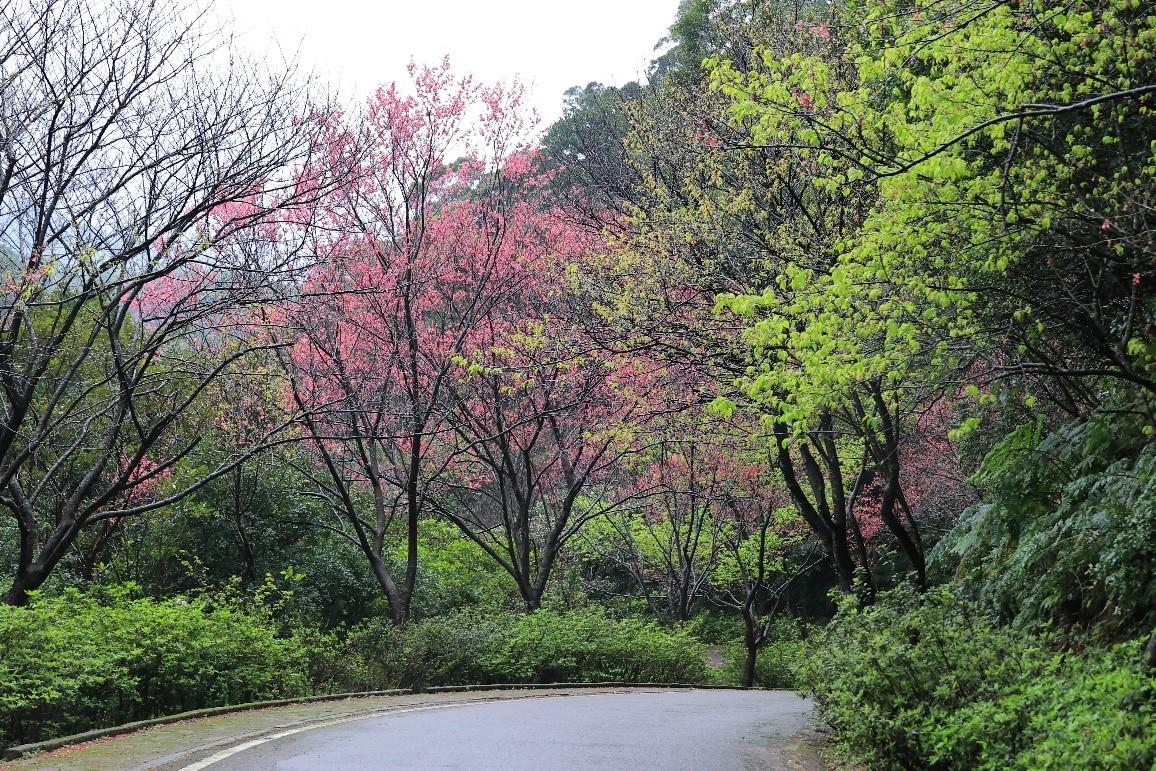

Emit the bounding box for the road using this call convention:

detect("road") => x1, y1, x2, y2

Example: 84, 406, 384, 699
194, 690, 814, 770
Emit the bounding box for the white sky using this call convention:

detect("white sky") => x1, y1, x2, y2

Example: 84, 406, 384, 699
216, 0, 678, 126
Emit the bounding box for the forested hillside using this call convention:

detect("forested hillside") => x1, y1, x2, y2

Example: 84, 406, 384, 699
0, 0, 1153, 766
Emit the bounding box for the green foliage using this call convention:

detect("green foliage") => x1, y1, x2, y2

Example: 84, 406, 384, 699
399, 519, 518, 618
288, 624, 369, 697
717, 616, 807, 688
798, 587, 1155, 770
934, 412, 1156, 633
496, 607, 707, 684
82, 445, 387, 631
0, 586, 308, 747
684, 610, 744, 645
709, 0, 1156, 428
343, 607, 708, 690
344, 611, 512, 690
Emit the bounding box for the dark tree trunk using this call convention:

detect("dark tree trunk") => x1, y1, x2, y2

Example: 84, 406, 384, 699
3, 574, 33, 606
741, 613, 760, 688
742, 641, 758, 687
868, 386, 927, 589
775, 430, 857, 593
232, 468, 256, 584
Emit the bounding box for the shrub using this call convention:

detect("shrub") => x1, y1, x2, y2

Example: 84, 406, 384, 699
0, 586, 308, 747
684, 610, 744, 645
346, 611, 514, 689
344, 606, 708, 689
290, 624, 370, 695
497, 607, 708, 684
0, 592, 710, 747
798, 587, 1155, 770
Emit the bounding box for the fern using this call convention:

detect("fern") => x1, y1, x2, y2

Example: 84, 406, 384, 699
930, 413, 1156, 635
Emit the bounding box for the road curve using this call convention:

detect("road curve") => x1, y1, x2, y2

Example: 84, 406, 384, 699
197, 689, 814, 770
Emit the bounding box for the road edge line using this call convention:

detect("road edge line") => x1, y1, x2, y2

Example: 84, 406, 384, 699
175, 700, 484, 771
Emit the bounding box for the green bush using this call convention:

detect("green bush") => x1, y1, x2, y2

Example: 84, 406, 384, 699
397, 520, 519, 618
344, 607, 708, 689
290, 624, 370, 695
798, 587, 1155, 770
683, 610, 744, 645
0, 586, 710, 748
345, 611, 513, 689
0, 586, 308, 747
497, 607, 707, 683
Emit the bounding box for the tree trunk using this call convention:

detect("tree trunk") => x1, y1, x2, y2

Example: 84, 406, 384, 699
232, 469, 256, 584
78, 551, 97, 582
523, 583, 542, 612
870, 386, 927, 589
367, 553, 407, 625
4, 567, 42, 606
403, 434, 422, 620
4, 519, 78, 605
741, 619, 759, 688
774, 423, 858, 593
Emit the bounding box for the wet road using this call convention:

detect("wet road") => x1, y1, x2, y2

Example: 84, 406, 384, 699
201, 690, 813, 770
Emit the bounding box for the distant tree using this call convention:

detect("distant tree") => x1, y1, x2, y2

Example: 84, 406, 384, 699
541, 81, 644, 231
578, 416, 730, 622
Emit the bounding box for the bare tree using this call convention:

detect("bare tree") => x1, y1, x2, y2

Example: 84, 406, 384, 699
0, 0, 324, 604
711, 491, 817, 688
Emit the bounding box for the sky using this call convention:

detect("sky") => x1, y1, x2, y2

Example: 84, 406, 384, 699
215, 0, 679, 126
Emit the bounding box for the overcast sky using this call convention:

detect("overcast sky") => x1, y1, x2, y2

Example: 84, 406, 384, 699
216, 0, 678, 126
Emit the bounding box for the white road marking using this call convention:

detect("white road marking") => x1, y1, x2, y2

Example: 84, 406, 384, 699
175, 701, 477, 770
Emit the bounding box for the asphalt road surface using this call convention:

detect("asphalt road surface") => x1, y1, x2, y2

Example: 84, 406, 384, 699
200, 690, 813, 770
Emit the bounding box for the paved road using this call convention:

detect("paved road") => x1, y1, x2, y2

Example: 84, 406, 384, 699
201, 690, 813, 770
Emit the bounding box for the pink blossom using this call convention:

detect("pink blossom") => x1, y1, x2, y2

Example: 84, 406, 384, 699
791, 89, 814, 110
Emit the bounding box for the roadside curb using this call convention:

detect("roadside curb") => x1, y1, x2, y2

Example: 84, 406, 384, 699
419, 681, 758, 693
2, 683, 765, 761
0, 690, 409, 761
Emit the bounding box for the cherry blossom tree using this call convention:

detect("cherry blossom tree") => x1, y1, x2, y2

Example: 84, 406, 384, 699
431, 299, 647, 611
278, 61, 572, 623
